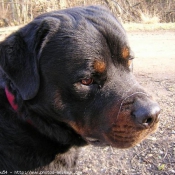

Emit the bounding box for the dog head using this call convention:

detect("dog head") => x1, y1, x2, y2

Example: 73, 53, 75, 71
0, 6, 160, 148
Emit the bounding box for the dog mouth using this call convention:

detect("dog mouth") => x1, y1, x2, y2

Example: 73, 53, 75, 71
85, 137, 110, 146
105, 128, 151, 148
85, 126, 157, 148
85, 134, 144, 148
70, 92, 160, 148
85, 137, 101, 145
82, 115, 159, 148
84, 109, 159, 148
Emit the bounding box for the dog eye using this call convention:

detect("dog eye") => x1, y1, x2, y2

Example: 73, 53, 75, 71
81, 78, 93, 86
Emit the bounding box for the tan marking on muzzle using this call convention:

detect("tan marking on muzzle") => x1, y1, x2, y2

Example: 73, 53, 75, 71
102, 92, 159, 148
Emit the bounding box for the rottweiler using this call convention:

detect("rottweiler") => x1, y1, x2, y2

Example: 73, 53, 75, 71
0, 6, 160, 172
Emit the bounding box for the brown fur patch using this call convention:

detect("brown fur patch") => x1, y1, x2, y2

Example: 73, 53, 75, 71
68, 121, 84, 136
112, 109, 158, 148
128, 59, 132, 67
94, 60, 106, 73
102, 100, 159, 148
122, 46, 130, 59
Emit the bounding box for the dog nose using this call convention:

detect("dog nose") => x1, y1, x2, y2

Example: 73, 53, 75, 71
132, 98, 160, 127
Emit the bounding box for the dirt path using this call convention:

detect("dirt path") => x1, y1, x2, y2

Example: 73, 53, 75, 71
129, 31, 175, 79
0, 30, 175, 174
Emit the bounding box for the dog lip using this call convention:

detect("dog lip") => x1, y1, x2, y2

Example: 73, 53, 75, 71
85, 137, 109, 146
85, 137, 100, 142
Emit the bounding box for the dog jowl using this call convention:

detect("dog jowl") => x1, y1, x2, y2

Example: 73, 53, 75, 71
0, 6, 160, 171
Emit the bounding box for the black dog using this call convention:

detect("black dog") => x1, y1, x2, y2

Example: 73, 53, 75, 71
0, 6, 160, 172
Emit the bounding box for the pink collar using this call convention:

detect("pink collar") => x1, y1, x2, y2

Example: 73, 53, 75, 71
5, 86, 34, 126
5, 87, 18, 111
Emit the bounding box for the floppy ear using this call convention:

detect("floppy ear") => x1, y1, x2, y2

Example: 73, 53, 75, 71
0, 17, 60, 100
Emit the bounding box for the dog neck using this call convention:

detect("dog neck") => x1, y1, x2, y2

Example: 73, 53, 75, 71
5, 86, 18, 111
4, 85, 86, 147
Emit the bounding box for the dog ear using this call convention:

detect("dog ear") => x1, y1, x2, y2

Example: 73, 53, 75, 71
0, 17, 60, 100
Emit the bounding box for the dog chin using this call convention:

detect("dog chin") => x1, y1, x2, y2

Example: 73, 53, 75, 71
84, 122, 159, 148
84, 135, 140, 148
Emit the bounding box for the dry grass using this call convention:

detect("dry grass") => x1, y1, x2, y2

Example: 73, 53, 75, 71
0, 0, 175, 27
124, 23, 175, 31
140, 12, 160, 24
0, 23, 175, 42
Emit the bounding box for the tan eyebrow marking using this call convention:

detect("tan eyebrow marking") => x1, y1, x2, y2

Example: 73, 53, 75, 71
128, 59, 132, 67
94, 60, 106, 73
122, 46, 130, 59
